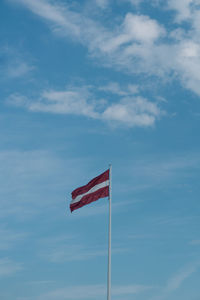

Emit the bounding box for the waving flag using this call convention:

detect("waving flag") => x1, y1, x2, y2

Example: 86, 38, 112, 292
70, 169, 109, 212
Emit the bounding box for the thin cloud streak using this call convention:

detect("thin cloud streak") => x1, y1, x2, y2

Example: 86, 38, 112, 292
116, 151, 200, 193
38, 234, 128, 263
151, 261, 200, 300
36, 283, 152, 299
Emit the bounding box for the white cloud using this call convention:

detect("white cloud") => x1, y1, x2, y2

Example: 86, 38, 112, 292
174, 40, 200, 94
99, 82, 128, 96
7, 88, 98, 118
102, 96, 161, 127
101, 13, 165, 53
8, 1, 165, 57
10, 0, 81, 38
168, 0, 192, 21
31, 90, 98, 118
9, 0, 105, 46
99, 82, 139, 96
123, 14, 165, 43
7, 86, 162, 128
9, 0, 200, 97
167, 0, 200, 22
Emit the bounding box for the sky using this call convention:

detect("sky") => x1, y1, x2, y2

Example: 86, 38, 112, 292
0, 0, 200, 299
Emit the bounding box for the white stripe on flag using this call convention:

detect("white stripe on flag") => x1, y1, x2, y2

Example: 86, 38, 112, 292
71, 180, 109, 205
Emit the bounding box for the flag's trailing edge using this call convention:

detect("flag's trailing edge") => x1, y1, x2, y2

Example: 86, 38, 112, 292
70, 169, 109, 212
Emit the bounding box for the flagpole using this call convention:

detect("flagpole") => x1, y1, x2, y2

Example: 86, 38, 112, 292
107, 164, 112, 300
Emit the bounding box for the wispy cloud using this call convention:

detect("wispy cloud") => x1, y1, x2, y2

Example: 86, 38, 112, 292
152, 261, 200, 300
36, 283, 152, 300
7, 84, 162, 128
102, 96, 161, 127
38, 234, 127, 263
166, 263, 199, 292
167, 0, 199, 23
39, 235, 107, 263
0, 258, 23, 276
8, 0, 200, 96
94, 0, 109, 9
43, 245, 107, 263
0, 46, 34, 79
98, 82, 139, 96
190, 239, 200, 245
117, 151, 200, 193
0, 149, 91, 221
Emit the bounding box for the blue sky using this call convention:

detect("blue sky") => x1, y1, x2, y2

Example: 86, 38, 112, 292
0, 0, 200, 299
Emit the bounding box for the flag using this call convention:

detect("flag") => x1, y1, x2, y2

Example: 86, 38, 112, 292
70, 169, 109, 212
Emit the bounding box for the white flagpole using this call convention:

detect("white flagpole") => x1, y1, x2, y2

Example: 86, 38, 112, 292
107, 164, 112, 300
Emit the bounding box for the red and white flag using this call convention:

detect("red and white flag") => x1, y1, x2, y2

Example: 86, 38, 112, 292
70, 169, 110, 212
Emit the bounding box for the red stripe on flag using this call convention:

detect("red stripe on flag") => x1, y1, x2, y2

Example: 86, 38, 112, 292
70, 186, 109, 212
71, 169, 109, 199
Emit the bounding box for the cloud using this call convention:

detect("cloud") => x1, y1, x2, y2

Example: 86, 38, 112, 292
166, 263, 200, 293
167, 0, 200, 22
0, 46, 34, 79
116, 151, 200, 194
9, 0, 104, 45
6, 61, 33, 78
40, 240, 107, 263
10, 0, 81, 38
151, 261, 200, 300
7, 1, 165, 58
7, 89, 99, 119
0, 149, 91, 221
9, 0, 200, 97
30, 89, 98, 118
94, 0, 109, 9
190, 240, 200, 245
102, 13, 165, 52
38, 234, 127, 263
98, 82, 139, 96
7, 85, 162, 128
126, 0, 143, 6
37, 283, 152, 300
7, 88, 98, 118
0, 258, 22, 277
102, 96, 161, 127
126, 0, 161, 6
43, 246, 106, 263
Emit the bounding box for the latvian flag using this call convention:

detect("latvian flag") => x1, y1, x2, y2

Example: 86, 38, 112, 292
70, 169, 109, 212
